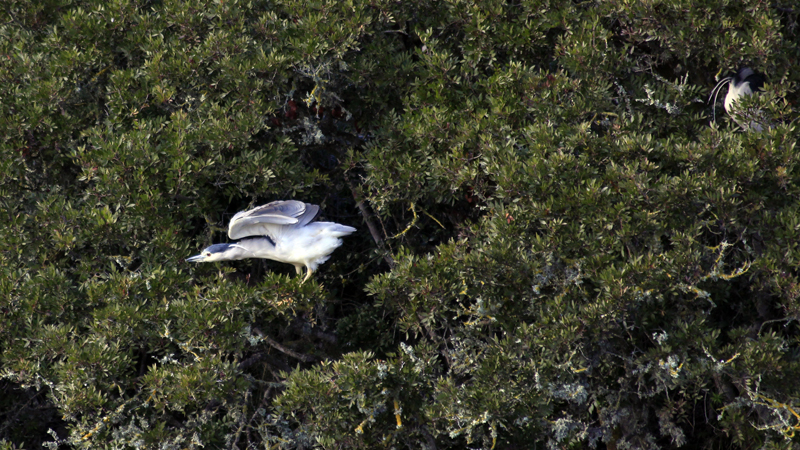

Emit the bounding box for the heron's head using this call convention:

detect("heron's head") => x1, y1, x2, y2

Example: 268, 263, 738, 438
724, 67, 765, 113
733, 68, 755, 85
186, 243, 248, 263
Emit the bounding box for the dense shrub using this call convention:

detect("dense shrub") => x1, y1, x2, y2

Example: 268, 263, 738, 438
1, 0, 799, 448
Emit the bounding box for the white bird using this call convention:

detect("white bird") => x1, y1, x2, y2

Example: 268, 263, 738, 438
187, 200, 356, 284
709, 67, 767, 131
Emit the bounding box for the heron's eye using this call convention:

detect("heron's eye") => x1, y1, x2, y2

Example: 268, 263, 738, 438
206, 252, 211, 256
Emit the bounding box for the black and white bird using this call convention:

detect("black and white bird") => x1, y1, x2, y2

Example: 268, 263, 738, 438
709, 67, 767, 131
187, 200, 356, 283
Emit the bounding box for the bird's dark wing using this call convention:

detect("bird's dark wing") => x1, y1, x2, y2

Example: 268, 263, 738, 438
228, 200, 318, 239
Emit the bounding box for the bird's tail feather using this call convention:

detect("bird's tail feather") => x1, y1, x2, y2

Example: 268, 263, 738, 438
326, 224, 357, 237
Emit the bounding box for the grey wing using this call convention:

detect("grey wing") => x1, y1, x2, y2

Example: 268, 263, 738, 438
295, 203, 320, 228
228, 200, 320, 239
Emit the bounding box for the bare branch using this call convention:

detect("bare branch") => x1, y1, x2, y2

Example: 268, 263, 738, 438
347, 177, 396, 269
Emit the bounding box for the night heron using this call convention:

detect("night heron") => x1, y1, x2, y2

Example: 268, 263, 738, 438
709, 67, 766, 131
187, 200, 356, 283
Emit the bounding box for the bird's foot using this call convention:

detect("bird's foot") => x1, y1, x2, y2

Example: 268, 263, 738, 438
300, 269, 313, 285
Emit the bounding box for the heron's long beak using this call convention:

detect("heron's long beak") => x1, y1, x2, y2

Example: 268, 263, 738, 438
186, 254, 207, 263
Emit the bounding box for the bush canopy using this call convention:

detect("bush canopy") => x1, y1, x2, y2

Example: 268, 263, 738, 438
1, 0, 799, 448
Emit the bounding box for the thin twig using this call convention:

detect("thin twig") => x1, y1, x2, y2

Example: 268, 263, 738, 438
758, 317, 797, 336
263, 335, 317, 363
347, 177, 396, 269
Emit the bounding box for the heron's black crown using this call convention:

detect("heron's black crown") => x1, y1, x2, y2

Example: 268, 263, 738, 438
205, 243, 234, 253
733, 67, 765, 92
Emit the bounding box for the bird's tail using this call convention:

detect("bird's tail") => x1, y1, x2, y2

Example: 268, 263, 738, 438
327, 224, 357, 237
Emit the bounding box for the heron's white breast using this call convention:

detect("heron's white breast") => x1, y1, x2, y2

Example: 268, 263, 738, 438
258, 223, 347, 265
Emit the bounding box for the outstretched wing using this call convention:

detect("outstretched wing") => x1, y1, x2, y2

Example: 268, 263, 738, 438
228, 200, 320, 240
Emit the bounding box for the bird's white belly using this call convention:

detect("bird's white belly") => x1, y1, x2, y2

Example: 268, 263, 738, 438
254, 230, 342, 266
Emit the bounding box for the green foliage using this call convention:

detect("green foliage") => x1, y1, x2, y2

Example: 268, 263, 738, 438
1, 0, 800, 448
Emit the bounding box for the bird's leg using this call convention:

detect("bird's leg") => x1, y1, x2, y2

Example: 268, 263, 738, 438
294, 264, 303, 275
301, 267, 313, 285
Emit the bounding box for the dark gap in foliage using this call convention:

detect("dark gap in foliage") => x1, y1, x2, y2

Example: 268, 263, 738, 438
0, 383, 67, 448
